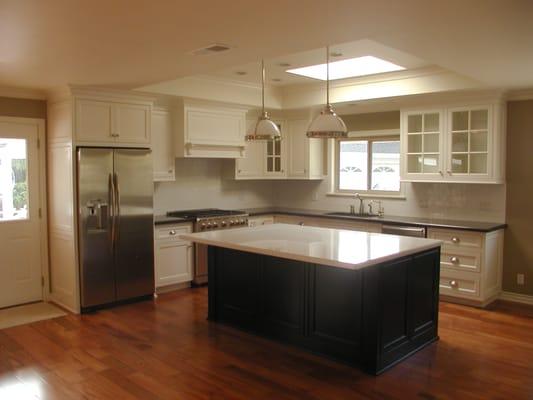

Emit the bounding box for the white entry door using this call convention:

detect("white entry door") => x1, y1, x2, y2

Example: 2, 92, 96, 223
0, 118, 44, 309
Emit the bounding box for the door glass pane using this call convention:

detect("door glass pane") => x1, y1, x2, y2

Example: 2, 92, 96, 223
274, 139, 281, 155
471, 110, 488, 130
407, 154, 422, 173
407, 115, 422, 133
451, 154, 468, 174
422, 154, 439, 173
452, 111, 469, 131
423, 134, 439, 153
452, 132, 469, 152
267, 157, 273, 172
0, 138, 28, 221
424, 113, 439, 132
339, 140, 367, 190
407, 135, 422, 153
470, 131, 488, 152
274, 157, 281, 172
371, 141, 400, 191
267, 141, 273, 156
470, 154, 487, 174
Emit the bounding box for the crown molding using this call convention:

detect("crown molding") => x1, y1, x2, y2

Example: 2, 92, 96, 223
0, 85, 47, 100
505, 88, 533, 101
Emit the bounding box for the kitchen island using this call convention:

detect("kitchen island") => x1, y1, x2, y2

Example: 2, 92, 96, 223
181, 224, 442, 375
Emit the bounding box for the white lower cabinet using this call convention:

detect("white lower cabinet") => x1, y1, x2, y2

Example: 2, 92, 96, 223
248, 215, 275, 227
428, 227, 504, 306
154, 223, 193, 290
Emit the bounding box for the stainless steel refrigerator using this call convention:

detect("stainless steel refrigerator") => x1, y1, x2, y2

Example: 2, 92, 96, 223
77, 148, 154, 312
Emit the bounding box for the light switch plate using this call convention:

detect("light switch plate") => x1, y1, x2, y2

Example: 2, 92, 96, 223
517, 273, 525, 285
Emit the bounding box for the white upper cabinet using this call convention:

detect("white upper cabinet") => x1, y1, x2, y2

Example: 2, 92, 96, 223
236, 119, 265, 179
152, 108, 175, 181
74, 97, 151, 146
175, 101, 247, 158
286, 119, 326, 179
235, 118, 326, 180
401, 102, 504, 184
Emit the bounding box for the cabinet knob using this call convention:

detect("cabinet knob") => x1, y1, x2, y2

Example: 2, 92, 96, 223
168, 169, 173, 173
450, 280, 458, 288
281, 169, 284, 173
169, 230, 177, 236
238, 169, 242, 173
451, 236, 460, 244
298, 222, 304, 226
450, 256, 460, 264
447, 170, 452, 175
439, 170, 443, 176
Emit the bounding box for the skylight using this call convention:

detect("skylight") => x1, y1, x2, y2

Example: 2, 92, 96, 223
286, 56, 405, 81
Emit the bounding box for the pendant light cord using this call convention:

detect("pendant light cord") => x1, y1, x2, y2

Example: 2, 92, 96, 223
261, 59, 265, 113
326, 46, 330, 106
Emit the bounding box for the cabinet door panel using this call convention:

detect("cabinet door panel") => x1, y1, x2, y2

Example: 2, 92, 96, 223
186, 108, 244, 145
155, 242, 192, 287
287, 120, 308, 177
115, 103, 150, 145
152, 110, 175, 181
75, 99, 113, 143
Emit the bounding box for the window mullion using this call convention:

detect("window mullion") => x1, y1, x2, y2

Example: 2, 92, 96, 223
367, 140, 372, 191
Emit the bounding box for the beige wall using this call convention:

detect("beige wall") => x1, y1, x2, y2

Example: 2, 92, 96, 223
343, 111, 400, 131
503, 100, 533, 295
0, 96, 46, 119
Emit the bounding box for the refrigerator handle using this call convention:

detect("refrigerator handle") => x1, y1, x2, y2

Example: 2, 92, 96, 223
108, 173, 116, 250
113, 172, 121, 245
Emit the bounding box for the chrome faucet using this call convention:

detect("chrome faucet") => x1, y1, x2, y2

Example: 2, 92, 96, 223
354, 193, 364, 215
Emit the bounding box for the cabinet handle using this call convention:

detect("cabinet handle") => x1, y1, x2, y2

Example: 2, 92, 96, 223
447, 170, 452, 175
169, 230, 177, 236
451, 236, 460, 244
449, 280, 458, 288
168, 169, 173, 173
450, 256, 460, 264
281, 169, 284, 173
439, 170, 443, 176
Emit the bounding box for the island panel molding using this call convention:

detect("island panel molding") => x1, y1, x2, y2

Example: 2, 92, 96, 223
207, 245, 441, 375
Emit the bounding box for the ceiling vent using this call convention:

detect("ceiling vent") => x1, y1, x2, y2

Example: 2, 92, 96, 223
191, 44, 232, 56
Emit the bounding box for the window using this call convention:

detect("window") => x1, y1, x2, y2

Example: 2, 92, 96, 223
0, 138, 29, 221
336, 136, 400, 194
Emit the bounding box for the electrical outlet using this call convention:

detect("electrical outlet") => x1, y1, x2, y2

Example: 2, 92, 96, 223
517, 273, 525, 285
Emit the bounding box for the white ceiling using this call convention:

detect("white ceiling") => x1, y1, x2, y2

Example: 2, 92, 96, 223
203, 39, 430, 87
1, 0, 532, 93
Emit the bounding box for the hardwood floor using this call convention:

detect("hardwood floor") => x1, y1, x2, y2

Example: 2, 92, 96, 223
1, 288, 532, 400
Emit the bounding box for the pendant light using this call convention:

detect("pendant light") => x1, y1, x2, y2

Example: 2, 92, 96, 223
306, 46, 348, 139
245, 59, 281, 141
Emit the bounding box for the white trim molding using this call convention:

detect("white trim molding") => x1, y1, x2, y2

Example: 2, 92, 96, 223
500, 291, 533, 306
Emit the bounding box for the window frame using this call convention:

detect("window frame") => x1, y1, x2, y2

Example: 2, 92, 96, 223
334, 130, 402, 197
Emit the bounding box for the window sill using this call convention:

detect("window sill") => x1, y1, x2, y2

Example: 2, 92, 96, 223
326, 192, 406, 200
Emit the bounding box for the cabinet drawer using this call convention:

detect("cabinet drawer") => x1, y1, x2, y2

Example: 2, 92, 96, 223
155, 224, 192, 241
428, 228, 482, 249
440, 247, 481, 273
439, 268, 480, 299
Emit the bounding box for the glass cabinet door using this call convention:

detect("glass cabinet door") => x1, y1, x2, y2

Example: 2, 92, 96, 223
265, 123, 284, 175
449, 108, 489, 176
405, 112, 442, 175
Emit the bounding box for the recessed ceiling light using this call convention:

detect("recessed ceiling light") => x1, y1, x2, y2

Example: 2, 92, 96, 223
235, 71, 247, 75
330, 51, 343, 57
278, 62, 291, 67
286, 56, 405, 81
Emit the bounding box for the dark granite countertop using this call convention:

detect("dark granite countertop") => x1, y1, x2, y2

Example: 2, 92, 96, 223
154, 207, 506, 232
154, 215, 194, 225
243, 207, 507, 233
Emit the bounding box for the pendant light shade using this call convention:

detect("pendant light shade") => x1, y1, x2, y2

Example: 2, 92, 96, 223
307, 46, 348, 139
246, 60, 281, 141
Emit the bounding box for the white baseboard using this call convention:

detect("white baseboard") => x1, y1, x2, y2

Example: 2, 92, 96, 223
499, 291, 533, 306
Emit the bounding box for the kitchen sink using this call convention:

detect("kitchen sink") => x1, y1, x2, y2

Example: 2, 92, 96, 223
325, 212, 381, 218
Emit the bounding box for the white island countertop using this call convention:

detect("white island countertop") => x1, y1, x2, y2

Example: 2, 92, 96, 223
180, 224, 442, 270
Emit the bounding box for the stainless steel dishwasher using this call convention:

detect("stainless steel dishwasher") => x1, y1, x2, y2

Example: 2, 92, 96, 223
381, 224, 426, 238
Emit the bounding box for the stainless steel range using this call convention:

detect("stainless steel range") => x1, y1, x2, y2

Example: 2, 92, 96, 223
166, 209, 249, 285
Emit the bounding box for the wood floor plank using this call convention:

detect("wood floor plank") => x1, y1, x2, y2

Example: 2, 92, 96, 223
0, 288, 532, 399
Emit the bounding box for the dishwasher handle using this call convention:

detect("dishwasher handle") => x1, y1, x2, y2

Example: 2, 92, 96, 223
381, 224, 426, 238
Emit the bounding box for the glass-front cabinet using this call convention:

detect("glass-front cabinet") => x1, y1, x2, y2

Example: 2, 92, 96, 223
263, 121, 286, 177
401, 102, 503, 184
448, 106, 491, 178
404, 110, 444, 179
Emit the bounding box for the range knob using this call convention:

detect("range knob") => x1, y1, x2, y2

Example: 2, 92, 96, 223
213, 222, 219, 228
206, 222, 212, 229
200, 223, 206, 230
221, 220, 227, 227
229, 220, 235, 226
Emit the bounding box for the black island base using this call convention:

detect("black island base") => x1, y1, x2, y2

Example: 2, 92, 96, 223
207, 246, 440, 375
